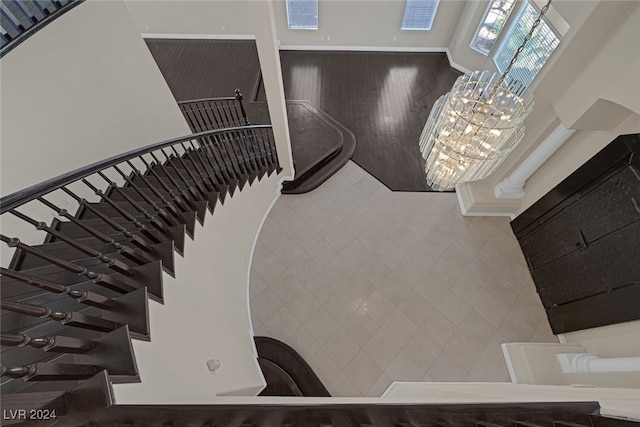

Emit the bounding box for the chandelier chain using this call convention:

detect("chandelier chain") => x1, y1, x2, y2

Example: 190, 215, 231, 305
496, 0, 552, 90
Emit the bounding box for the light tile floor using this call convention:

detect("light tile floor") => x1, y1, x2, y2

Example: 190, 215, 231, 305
250, 161, 557, 397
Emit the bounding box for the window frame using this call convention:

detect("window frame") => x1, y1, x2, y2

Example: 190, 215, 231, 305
469, 0, 518, 56
285, 0, 319, 30
401, 0, 441, 31
492, 0, 562, 87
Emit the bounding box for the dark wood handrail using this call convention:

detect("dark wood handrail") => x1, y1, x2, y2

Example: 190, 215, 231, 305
0, 0, 86, 59
0, 125, 272, 213
176, 97, 236, 104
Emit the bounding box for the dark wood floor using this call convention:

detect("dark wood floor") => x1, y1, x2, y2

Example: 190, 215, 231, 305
145, 39, 462, 191
279, 51, 461, 191
145, 39, 261, 100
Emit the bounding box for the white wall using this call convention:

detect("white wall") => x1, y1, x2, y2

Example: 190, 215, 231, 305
0, 0, 190, 263
274, 0, 464, 49
0, 0, 190, 197
125, 0, 253, 37
113, 173, 282, 402
124, 0, 465, 50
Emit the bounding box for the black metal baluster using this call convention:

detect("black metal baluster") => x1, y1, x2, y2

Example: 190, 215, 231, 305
154, 150, 209, 224
0, 267, 114, 309
58, 188, 156, 252
106, 166, 186, 259
0, 234, 136, 294
265, 128, 281, 173
206, 101, 226, 128
212, 131, 246, 186
188, 139, 230, 202
149, 151, 199, 206
169, 145, 219, 212
169, 145, 209, 196
254, 128, 274, 175
1, 332, 95, 354
198, 136, 238, 192
251, 128, 269, 177
113, 164, 180, 224
80, 179, 163, 244
1, 363, 101, 381
159, 148, 206, 200
9, 209, 134, 276
179, 142, 222, 208
130, 158, 195, 245
37, 196, 154, 266
196, 102, 219, 130
137, 156, 191, 214
222, 130, 250, 182
235, 88, 250, 125
240, 128, 260, 179
96, 171, 173, 232
215, 99, 235, 127
0, 299, 120, 332
179, 103, 201, 132
181, 141, 215, 191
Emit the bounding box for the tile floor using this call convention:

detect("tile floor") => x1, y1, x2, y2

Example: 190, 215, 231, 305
250, 161, 557, 397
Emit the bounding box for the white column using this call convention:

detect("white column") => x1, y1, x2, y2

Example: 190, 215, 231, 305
248, 0, 294, 179
494, 123, 576, 199
557, 353, 640, 373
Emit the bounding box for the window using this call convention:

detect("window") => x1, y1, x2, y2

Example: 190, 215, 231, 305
286, 0, 318, 30
470, 0, 517, 55
493, 0, 561, 87
401, 0, 440, 31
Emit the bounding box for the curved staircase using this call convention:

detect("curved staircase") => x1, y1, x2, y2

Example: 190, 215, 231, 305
0, 98, 281, 424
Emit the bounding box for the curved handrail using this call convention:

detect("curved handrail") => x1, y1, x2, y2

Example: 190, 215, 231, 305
0, 0, 85, 59
0, 125, 272, 213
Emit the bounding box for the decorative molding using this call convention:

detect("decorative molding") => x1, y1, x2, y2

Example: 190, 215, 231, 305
142, 33, 256, 40
455, 183, 518, 218
494, 123, 576, 199
557, 353, 640, 373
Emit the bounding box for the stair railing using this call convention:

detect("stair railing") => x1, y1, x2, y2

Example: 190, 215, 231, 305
178, 88, 250, 132
0, 0, 85, 58
0, 123, 280, 398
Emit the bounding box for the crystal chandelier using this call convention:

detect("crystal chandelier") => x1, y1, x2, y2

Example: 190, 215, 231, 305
419, 1, 551, 191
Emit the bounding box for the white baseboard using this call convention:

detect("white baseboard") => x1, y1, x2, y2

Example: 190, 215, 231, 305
278, 44, 471, 74
279, 44, 446, 53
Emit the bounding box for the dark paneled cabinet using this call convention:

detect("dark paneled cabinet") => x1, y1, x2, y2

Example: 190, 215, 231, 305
512, 134, 640, 334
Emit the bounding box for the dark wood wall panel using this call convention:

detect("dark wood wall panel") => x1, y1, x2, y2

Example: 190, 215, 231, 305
512, 134, 640, 334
